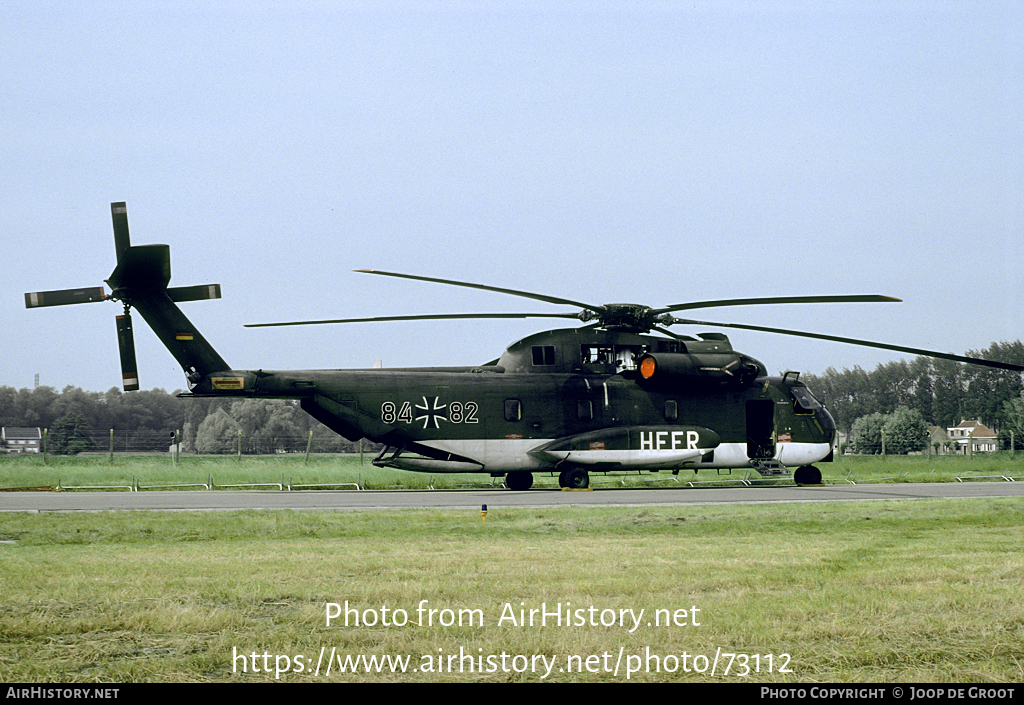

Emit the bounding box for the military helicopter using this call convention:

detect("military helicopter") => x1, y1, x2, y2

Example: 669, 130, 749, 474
25, 203, 1024, 490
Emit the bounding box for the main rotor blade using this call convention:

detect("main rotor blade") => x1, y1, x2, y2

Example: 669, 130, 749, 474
657, 294, 901, 314
670, 317, 1024, 371
355, 270, 599, 312
245, 312, 583, 328
24, 287, 106, 308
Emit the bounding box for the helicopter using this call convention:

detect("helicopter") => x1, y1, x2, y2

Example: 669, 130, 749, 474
25, 203, 1024, 490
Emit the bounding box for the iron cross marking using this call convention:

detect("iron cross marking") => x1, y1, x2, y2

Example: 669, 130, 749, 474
415, 396, 448, 429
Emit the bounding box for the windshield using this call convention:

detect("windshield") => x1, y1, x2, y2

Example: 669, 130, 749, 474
791, 386, 823, 414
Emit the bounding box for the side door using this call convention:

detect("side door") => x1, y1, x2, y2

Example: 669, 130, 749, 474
745, 399, 775, 459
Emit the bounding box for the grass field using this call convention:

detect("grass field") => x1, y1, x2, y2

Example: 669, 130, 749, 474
1, 454, 1023, 682
2, 451, 1022, 491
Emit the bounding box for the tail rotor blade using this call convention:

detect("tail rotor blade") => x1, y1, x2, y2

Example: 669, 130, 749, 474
111, 202, 130, 262
116, 313, 140, 391
25, 287, 106, 308
167, 284, 222, 302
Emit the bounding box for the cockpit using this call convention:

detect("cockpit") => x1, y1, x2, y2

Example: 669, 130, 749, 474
790, 385, 823, 416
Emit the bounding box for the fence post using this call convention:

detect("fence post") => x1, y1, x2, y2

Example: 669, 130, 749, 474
109, 429, 114, 465
304, 429, 313, 465
43, 428, 48, 466
237, 429, 242, 461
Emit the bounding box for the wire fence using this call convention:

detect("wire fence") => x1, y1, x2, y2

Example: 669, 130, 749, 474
13, 429, 380, 456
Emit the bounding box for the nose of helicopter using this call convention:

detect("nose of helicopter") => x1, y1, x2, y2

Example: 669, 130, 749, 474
817, 405, 838, 446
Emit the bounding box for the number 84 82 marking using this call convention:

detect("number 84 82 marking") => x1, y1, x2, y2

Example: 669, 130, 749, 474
381, 397, 479, 429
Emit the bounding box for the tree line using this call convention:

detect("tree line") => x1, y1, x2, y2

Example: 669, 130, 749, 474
0, 385, 370, 455
801, 340, 1024, 452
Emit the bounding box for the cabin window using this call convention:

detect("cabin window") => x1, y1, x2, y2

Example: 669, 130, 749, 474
581, 345, 614, 365
532, 345, 555, 366
581, 344, 639, 370
504, 399, 522, 422
664, 400, 678, 421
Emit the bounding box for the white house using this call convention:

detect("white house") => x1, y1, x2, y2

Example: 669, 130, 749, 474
1, 427, 42, 453
946, 419, 998, 454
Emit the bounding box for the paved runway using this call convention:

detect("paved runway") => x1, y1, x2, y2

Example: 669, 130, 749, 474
1, 481, 1022, 513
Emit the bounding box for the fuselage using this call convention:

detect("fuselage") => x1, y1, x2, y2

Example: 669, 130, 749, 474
187, 328, 837, 476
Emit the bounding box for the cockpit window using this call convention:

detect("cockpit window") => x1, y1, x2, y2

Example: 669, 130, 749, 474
791, 387, 822, 415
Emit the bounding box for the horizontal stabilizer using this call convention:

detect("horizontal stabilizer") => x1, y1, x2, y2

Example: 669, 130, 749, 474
25, 287, 106, 308
168, 284, 222, 302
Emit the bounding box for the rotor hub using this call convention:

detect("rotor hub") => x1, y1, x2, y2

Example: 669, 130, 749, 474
597, 304, 657, 332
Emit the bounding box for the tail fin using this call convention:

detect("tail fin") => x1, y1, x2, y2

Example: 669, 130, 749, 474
107, 243, 230, 387
26, 202, 229, 390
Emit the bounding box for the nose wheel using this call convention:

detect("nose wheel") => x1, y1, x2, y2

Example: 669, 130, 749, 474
558, 468, 590, 489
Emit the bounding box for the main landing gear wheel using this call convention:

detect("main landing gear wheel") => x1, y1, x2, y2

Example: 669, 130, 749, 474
558, 468, 590, 489
505, 471, 533, 491
793, 465, 822, 485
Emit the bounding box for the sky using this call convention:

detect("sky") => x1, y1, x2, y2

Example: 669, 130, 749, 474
3, 1, 1022, 394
